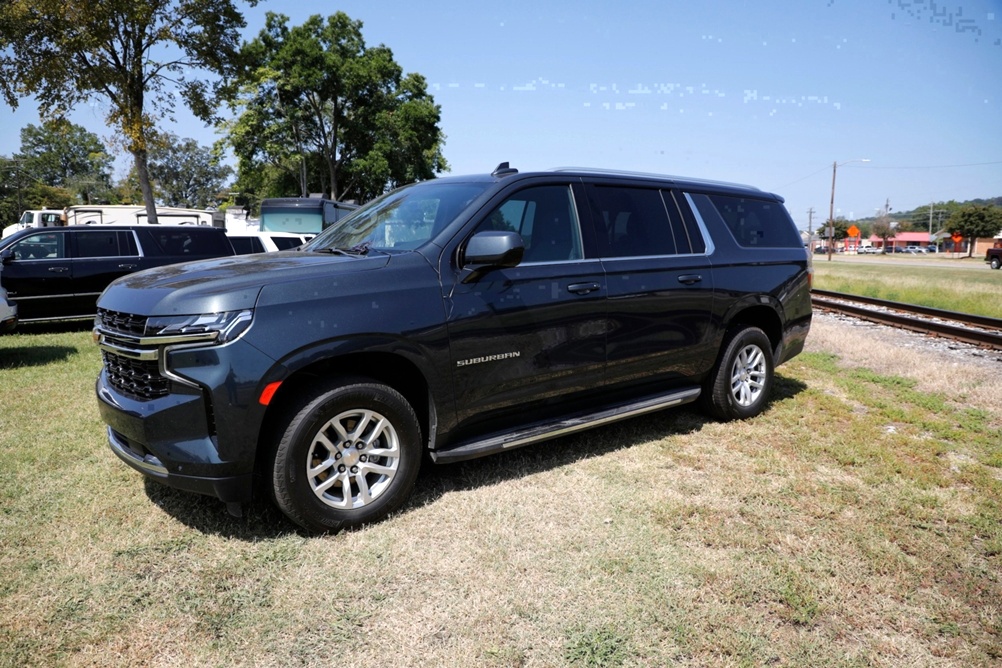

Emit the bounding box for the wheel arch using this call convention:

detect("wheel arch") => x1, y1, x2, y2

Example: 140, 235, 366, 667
254, 350, 436, 486
722, 301, 784, 355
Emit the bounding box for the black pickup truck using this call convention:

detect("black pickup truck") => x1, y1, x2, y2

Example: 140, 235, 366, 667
93, 164, 813, 532
987, 246, 1002, 270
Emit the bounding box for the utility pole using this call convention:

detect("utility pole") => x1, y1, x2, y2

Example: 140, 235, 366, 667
807, 207, 815, 249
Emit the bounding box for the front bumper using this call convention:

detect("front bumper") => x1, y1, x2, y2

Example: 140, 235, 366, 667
95, 362, 261, 504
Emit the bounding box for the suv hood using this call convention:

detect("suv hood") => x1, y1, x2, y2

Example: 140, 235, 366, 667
97, 252, 391, 316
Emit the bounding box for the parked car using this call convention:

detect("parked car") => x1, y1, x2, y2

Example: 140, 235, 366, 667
0, 225, 235, 325
226, 230, 309, 254
0, 285, 16, 334
858, 246, 881, 254
904, 245, 928, 254
94, 163, 813, 532
986, 246, 1002, 270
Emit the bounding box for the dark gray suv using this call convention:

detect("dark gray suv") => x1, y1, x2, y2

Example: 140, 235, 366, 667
94, 165, 812, 532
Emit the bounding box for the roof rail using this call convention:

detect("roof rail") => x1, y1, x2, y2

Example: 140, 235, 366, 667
548, 166, 760, 191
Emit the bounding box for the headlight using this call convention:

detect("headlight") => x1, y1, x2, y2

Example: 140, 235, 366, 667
146, 310, 253, 344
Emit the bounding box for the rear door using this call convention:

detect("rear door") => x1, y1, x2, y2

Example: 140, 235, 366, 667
68, 229, 143, 316
582, 181, 717, 391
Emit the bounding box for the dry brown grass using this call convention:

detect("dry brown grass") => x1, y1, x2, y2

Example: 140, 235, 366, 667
2, 320, 1000, 667
806, 312, 1002, 420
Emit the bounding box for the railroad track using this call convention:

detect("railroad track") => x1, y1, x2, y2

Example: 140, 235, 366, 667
810, 289, 1002, 351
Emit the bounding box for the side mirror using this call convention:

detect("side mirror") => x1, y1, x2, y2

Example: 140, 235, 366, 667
461, 230, 524, 284
464, 230, 524, 267
1, 249, 13, 266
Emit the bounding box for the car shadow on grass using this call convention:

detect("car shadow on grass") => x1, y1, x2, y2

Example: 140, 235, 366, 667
0, 345, 78, 369
12, 319, 93, 335
145, 372, 808, 540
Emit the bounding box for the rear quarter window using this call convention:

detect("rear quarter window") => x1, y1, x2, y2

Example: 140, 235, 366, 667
691, 194, 802, 248
230, 237, 266, 254
142, 230, 232, 256
74, 231, 138, 258
270, 236, 303, 251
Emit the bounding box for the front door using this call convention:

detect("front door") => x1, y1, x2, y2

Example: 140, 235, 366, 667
444, 183, 608, 433
0, 231, 75, 321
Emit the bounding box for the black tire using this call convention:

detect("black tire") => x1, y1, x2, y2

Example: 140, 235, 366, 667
271, 379, 422, 533
700, 327, 775, 421
991, 257, 1001, 270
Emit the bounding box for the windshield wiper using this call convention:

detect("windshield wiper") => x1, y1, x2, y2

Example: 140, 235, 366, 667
315, 241, 373, 256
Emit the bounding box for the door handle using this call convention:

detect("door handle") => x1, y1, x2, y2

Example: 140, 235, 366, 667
47, 266, 69, 273
567, 282, 601, 295
677, 274, 702, 285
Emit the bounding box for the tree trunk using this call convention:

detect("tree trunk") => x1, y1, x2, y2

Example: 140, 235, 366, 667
133, 148, 159, 224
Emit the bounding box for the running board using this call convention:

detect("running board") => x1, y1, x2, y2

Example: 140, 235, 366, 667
430, 386, 701, 464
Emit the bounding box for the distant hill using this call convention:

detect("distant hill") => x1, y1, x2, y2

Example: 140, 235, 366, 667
852, 196, 1002, 229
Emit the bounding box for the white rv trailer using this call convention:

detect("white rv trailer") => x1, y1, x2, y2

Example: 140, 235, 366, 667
3, 205, 215, 239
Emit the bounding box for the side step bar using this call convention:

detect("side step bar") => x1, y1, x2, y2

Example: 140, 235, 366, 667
430, 386, 701, 464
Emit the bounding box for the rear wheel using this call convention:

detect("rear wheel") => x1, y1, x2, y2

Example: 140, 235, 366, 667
701, 327, 774, 421
271, 379, 422, 533
991, 256, 1001, 270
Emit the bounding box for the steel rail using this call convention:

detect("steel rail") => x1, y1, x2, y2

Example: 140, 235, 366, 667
810, 290, 1002, 351
811, 289, 1002, 331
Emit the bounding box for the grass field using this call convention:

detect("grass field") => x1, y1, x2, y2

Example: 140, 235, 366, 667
812, 255, 1002, 319
1, 309, 1000, 665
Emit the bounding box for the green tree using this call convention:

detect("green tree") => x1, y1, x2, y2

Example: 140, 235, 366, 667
149, 134, 233, 208
947, 205, 1002, 257
224, 12, 447, 203
0, 156, 74, 228
18, 120, 113, 203
0, 0, 255, 223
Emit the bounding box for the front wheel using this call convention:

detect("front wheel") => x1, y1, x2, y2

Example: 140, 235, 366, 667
991, 256, 1001, 270
701, 327, 775, 421
271, 379, 422, 533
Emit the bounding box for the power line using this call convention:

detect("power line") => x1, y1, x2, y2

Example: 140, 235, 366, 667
779, 159, 1002, 189
863, 161, 1002, 170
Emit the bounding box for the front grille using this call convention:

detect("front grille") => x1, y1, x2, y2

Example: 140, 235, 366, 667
97, 308, 166, 400
103, 351, 170, 400
97, 308, 149, 336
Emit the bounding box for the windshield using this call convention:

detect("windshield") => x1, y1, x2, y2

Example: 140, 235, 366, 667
260, 208, 324, 235
302, 181, 490, 253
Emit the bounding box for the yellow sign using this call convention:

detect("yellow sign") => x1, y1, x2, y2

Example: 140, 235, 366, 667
847, 225, 860, 238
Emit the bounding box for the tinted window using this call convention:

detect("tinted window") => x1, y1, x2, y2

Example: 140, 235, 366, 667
478, 185, 583, 263
75, 231, 137, 258
229, 237, 265, 254
8, 232, 66, 260
270, 236, 303, 250
143, 230, 231, 256
668, 190, 707, 254
693, 194, 801, 248
586, 185, 681, 257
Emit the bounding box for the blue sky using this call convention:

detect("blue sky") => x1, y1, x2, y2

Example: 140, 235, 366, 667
2, 0, 1000, 230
